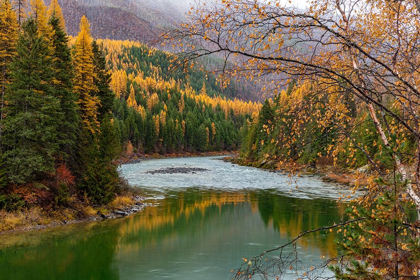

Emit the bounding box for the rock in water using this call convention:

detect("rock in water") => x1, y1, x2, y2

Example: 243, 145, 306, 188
145, 167, 210, 175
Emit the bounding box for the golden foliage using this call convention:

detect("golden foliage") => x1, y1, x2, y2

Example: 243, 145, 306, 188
73, 16, 99, 133
47, 0, 65, 30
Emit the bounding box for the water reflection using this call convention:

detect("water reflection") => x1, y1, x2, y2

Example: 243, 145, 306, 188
0, 221, 121, 280
0, 188, 345, 279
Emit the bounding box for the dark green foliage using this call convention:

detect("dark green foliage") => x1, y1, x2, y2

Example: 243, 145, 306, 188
77, 128, 118, 205
92, 40, 114, 121
0, 193, 25, 211
55, 183, 70, 206
111, 85, 243, 154
2, 19, 61, 184
0, 17, 124, 207
196, 124, 208, 152
0, 155, 8, 190
49, 14, 79, 166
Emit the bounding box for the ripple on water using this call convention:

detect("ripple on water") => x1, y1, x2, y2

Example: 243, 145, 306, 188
119, 156, 356, 200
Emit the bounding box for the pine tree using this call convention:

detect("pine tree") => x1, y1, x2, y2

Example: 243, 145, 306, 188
78, 114, 119, 205
0, 155, 7, 190
49, 9, 79, 166
257, 99, 273, 151
73, 16, 99, 134
0, 0, 19, 144
196, 124, 208, 152
2, 19, 61, 184
92, 40, 114, 122
74, 28, 119, 205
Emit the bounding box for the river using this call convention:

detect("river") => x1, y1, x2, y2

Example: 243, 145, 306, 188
0, 156, 353, 279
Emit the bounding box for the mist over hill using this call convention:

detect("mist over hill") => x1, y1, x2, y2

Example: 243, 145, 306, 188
47, 0, 201, 43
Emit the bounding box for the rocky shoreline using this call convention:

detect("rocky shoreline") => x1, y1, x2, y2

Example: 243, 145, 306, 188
0, 195, 146, 235
99, 196, 145, 218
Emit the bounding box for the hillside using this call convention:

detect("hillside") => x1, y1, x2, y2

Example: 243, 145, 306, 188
45, 0, 191, 43
97, 39, 261, 154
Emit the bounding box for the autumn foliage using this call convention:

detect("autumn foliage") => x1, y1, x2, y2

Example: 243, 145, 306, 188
93, 38, 261, 154
169, 0, 420, 277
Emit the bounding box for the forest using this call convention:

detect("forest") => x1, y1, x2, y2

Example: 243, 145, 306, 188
0, 0, 258, 214
2, 0, 420, 277
98, 39, 261, 155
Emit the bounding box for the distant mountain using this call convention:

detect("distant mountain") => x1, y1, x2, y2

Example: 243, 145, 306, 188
46, 0, 196, 44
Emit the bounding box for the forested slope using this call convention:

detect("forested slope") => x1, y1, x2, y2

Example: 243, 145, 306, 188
97, 39, 261, 154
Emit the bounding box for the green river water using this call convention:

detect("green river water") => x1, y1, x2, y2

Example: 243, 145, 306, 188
0, 156, 353, 279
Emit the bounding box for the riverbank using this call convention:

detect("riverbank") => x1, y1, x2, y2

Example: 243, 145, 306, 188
226, 156, 370, 189
0, 152, 237, 234
0, 185, 145, 234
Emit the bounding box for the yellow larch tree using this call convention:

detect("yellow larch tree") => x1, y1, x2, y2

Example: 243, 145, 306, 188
137, 105, 146, 119
126, 84, 137, 108
153, 115, 160, 138
29, 0, 52, 38
73, 15, 99, 133
110, 69, 127, 99
0, 0, 19, 139
147, 92, 159, 111
200, 81, 206, 95
12, 0, 26, 25
211, 122, 216, 141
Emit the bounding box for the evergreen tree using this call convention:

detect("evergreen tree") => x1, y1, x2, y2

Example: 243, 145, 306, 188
78, 115, 119, 205
0, 157, 7, 192
74, 30, 119, 205
84, 40, 119, 204
0, 0, 19, 144
92, 40, 114, 122
49, 9, 79, 166
2, 19, 61, 184
196, 124, 208, 152
256, 99, 273, 152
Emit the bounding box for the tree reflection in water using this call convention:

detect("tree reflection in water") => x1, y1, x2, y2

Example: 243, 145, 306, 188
0, 188, 345, 280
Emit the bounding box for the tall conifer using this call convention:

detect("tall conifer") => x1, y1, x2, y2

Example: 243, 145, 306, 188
92, 40, 114, 122
0, 0, 19, 144
73, 16, 99, 134
49, 7, 79, 166
2, 19, 61, 184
